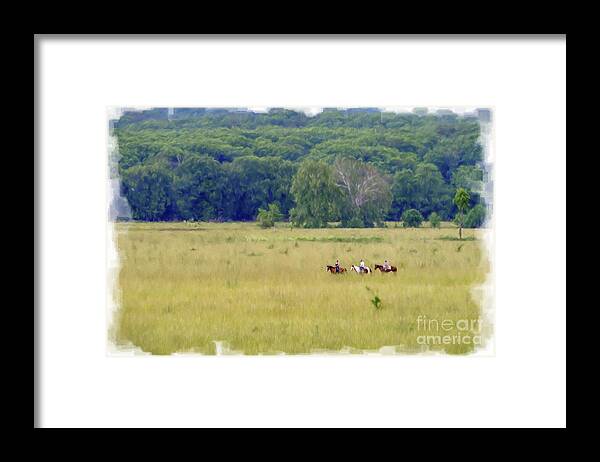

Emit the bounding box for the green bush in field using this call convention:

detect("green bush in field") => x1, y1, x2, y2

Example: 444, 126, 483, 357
257, 203, 283, 228
465, 203, 486, 228
429, 212, 441, 229
401, 209, 424, 228
346, 216, 365, 228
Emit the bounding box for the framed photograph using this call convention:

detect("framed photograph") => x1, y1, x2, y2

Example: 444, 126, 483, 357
107, 105, 495, 357
35, 34, 566, 428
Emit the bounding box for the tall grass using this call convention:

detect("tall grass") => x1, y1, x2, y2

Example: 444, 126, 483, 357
112, 222, 490, 355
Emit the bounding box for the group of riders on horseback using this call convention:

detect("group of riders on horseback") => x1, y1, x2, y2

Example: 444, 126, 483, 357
326, 259, 397, 274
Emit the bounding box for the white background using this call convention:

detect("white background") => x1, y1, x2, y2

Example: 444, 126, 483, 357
37, 36, 566, 428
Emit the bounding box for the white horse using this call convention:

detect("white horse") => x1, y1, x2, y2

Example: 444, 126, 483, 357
350, 264, 371, 274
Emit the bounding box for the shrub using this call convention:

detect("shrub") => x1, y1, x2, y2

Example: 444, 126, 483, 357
429, 212, 441, 229
401, 209, 424, 228
257, 203, 283, 228
346, 216, 365, 228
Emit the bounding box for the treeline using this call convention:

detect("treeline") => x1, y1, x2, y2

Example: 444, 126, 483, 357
112, 108, 489, 226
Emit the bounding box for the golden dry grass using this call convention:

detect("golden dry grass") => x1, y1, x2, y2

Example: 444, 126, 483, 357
111, 221, 490, 355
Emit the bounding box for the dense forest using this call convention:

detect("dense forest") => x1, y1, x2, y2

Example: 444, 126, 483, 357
111, 107, 491, 228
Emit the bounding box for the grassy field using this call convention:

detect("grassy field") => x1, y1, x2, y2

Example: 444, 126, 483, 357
110, 221, 491, 355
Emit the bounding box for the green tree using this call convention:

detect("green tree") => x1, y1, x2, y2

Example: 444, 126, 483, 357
451, 165, 484, 191
121, 164, 173, 221
465, 203, 486, 228
413, 163, 451, 218
257, 203, 284, 228
402, 209, 424, 228
388, 152, 419, 172
226, 156, 296, 220
290, 160, 341, 228
391, 168, 418, 220
429, 212, 441, 229
424, 137, 482, 180
173, 155, 229, 221
453, 188, 471, 239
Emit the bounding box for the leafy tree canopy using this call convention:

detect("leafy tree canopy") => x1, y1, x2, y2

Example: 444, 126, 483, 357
402, 209, 424, 228
112, 108, 489, 224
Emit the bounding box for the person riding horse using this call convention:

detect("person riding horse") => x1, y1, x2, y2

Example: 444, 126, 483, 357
374, 261, 397, 272
350, 262, 371, 274
335, 259, 340, 273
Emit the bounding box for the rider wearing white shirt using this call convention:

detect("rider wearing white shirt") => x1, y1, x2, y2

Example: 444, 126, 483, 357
360, 259, 366, 273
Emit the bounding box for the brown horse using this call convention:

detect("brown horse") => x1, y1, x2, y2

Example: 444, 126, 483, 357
374, 264, 397, 273
326, 265, 346, 274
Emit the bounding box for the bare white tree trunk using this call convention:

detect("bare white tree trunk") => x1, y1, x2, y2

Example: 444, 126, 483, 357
333, 157, 389, 217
